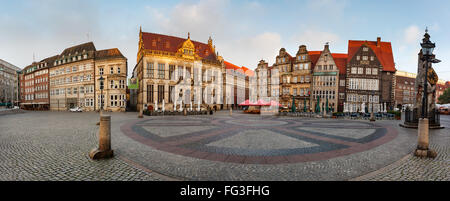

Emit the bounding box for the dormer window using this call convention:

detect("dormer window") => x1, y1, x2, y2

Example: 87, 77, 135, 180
363, 47, 369, 51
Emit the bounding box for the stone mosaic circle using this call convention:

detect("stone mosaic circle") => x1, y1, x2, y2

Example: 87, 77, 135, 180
121, 116, 398, 164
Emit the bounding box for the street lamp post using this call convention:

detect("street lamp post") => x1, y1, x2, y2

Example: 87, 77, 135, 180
98, 76, 104, 115
415, 28, 438, 158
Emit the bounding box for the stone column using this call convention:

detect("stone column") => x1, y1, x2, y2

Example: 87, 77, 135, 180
89, 115, 114, 159
414, 118, 437, 158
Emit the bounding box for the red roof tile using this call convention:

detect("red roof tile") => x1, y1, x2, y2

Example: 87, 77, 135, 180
331, 53, 347, 75
141, 32, 216, 60
308, 51, 322, 69
224, 61, 254, 76
224, 61, 240, 70
348, 40, 395, 72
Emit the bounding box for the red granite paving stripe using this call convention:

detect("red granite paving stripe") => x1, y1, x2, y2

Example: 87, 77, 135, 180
284, 154, 309, 163
185, 151, 210, 159
265, 155, 289, 164
244, 156, 267, 164
203, 153, 229, 162
225, 155, 246, 164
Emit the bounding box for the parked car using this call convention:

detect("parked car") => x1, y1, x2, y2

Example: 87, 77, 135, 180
69, 107, 83, 112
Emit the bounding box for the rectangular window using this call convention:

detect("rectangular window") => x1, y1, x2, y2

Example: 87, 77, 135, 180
72, 66, 77, 72
351, 67, 357, 74
67, 88, 71, 95
147, 85, 154, 103
110, 80, 114, 89
110, 66, 114, 74
340, 80, 345, 86
158, 85, 164, 103
169, 86, 174, 103
366, 68, 371, 75
147, 63, 154, 78
372, 68, 378, 75
358, 68, 363, 74
117, 67, 121, 74
169, 65, 175, 80
99, 68, 104, 75
119, 80, 125, 88
158, 63, 165, 79
73, 87, 77, 95
362, 56, 368, 61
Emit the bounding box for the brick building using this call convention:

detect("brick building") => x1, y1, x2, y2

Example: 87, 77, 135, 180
20, 57, 54, 110
344, 37, 396, 113
394, 70, 416, 109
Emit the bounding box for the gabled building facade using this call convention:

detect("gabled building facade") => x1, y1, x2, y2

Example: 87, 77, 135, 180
133, 29, 223, 113
310, 43, 340, 113
292, 45, 313, 111
345, 37, 396, 112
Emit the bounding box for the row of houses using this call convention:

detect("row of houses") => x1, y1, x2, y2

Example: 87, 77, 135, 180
3, 29, 448, 112
18, 42, 127, 111
254, 37, 396, 113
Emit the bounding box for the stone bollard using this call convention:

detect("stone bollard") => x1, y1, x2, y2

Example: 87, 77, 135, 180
138, 106, 143, 118
89, 115, 114, 160
183, 108, 187, 116
229, 107, 232, 116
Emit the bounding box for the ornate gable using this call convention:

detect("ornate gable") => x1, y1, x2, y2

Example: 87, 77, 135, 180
177, 33, 197, 60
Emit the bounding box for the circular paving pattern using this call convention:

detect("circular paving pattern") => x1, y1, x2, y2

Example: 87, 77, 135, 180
121, 116, 398, 164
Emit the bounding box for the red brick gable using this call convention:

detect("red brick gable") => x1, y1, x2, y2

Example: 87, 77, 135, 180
141, 32, 217, 60
348, 40, 396, 72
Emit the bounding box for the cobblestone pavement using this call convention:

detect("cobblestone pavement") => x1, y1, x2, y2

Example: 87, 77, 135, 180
0, 111, 174, 181
352, 115, 450, 181
0, 110, 448, 181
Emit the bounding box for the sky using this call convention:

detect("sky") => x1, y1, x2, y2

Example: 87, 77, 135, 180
1, 0, 450, 81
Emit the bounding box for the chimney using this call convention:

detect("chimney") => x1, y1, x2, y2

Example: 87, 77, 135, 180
377, 37, 381, 47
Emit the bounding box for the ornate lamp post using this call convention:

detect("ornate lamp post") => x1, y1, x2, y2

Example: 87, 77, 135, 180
415, 28, 439, 158
98, 76, 105, 114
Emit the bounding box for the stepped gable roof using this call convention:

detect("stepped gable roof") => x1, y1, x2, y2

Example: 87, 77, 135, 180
307, 51, 347, 74
141, 32, 216, 60
348, 40, 395, 72
95, 48, 126, 60
331, 53, 348, 75
60, 42, 96, 57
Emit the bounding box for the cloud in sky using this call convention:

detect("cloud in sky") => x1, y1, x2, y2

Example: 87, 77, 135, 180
1, 0, 449, 81
404, 25, 421, 44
